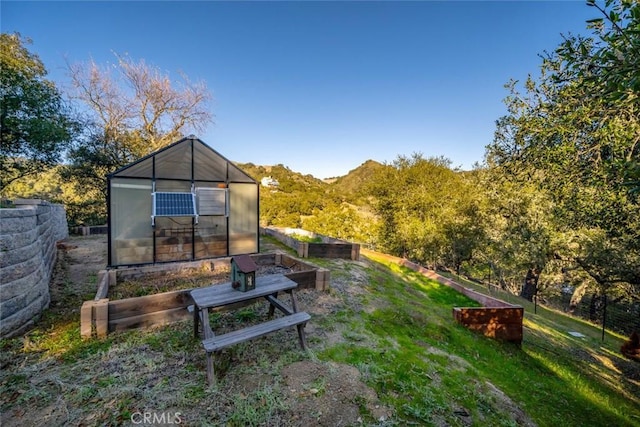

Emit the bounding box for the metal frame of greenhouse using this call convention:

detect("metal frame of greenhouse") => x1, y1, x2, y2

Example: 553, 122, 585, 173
107, 136, 259, 267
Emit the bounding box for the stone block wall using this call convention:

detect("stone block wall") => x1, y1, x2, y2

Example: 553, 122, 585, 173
1, 200, 68, 338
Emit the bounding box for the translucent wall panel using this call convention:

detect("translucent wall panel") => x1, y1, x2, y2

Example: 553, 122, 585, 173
194, 181, 228, 258
229, 183, 258, 255
154, 141, 192, 180
154, 216, 194, 262
228, 163, 256, 183
194, 142, 228, 181
195, 216, 228, 259
155, 180, 191, 192
110, 178, 153, 266
112, 157, 153, 178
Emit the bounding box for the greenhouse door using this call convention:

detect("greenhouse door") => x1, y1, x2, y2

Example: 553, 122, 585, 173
228, 183, 258, 255
195, 216, 228, 259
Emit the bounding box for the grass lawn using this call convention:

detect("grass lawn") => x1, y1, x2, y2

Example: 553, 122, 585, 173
1, 237, 638, 426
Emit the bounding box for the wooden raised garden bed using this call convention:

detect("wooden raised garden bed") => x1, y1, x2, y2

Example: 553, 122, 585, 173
361, 248, 524, 344
80, 252, 329, 339
262, 226, 360, 260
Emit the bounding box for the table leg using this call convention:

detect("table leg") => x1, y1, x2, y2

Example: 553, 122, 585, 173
268, 292, 277, 318
289, 289, 299, 313
296, 323, 308, 350
193, 303, 200, 338
290, 289, 307, 349
206, 351, 215, 386
202, 307, 214, 340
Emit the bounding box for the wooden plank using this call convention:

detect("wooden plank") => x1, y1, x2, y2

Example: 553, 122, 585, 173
80, 301, 94, 339
109, 307, 191, 331
453, 307, 523, 343
285, 271, 316, 288
94, 299, 109, 338
297, 242, 308, 258
459, 322, 523, 343
314, 269, 330, 291
280, 255, 299, 268
94, 270, 110, 300
252, 253, 276, 265
190, 274, 297, 308
351, 245, 360, 261
108, 289, 193, 320
308, 243, 352, 259
202, 312, 311, 352
265, 294, 293, 315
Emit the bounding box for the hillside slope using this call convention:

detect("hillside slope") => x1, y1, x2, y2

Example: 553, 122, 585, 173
1, 236, 638, 426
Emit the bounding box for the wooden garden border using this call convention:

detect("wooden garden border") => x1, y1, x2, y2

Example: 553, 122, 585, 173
262, 227, 360, 260
80, 252, 329, 339
361, 248, 524, 344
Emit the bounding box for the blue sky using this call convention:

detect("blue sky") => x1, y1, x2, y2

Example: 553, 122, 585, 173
3, 1, 597, 179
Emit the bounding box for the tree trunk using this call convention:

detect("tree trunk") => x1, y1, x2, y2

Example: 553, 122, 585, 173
569, 281, 589, 314
588, 293, 603, 322
520, 268, 539, 302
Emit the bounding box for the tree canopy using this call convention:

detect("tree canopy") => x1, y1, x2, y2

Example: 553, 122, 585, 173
0, 33, 78, 193
59, 54, 214, 224
486, 0, 640, 299
368, 154, 485, 272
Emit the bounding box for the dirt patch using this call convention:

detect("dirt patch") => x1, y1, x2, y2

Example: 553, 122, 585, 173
280, 361, 391, 426
49, 235, 108, 313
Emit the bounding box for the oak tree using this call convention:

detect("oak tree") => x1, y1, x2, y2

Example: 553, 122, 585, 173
61, 54, 213, 224
486, 0, 640, 303
0, 33, 78, 193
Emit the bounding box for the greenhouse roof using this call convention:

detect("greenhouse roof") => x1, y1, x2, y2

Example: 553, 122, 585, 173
108, 136, 256, 183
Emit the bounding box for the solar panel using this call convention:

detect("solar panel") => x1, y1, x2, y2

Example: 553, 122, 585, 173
153, 192, 196, 216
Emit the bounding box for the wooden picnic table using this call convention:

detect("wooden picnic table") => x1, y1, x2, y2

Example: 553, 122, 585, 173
190, 274, 310, 384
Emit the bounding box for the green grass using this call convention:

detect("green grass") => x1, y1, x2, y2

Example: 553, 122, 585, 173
317, 253, 640, 426
225, 384, 288, 426
1, 238, 638, 426
289, 233, 323, 243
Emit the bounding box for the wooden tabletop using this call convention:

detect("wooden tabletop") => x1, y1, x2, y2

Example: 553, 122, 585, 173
190, 274, 298, 309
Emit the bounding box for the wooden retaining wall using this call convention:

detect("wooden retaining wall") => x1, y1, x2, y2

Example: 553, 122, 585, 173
81, 252, 329, 339
361, 248, 523, 344
262, 226, 360, 260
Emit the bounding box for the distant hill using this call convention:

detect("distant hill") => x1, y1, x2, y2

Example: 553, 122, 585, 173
236, 159, 387, 206
235, 163, 327, 193
329, 160, 387, 199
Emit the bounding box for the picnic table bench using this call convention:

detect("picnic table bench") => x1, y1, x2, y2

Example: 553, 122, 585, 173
190, 274, 310, 385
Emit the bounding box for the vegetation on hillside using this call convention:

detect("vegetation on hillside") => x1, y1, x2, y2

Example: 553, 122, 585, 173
0, 33, 79, 191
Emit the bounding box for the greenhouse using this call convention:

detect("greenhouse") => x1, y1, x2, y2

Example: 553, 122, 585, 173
107, 136, 259, 267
